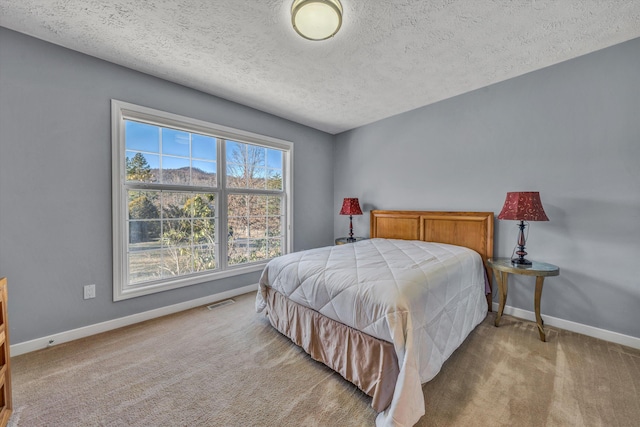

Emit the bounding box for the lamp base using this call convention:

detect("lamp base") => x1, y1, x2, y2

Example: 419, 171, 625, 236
511, 221, 532, 266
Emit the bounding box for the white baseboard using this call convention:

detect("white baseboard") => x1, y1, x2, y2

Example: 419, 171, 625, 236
11, 289, 638, 357
492, 302, 640, 350
10, 284, 259, 357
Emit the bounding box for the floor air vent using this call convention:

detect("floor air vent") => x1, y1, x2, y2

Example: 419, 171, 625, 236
207, 299, 235, 310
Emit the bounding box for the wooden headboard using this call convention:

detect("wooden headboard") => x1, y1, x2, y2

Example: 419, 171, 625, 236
370, 210, 495, 302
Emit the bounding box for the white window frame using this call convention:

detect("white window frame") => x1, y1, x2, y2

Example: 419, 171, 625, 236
112, 100, 293, 301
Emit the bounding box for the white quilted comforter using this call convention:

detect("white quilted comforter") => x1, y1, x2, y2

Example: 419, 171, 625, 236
256, 238, 488, 427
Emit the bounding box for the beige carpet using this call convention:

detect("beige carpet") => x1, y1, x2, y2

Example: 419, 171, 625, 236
9, 292, 640, 426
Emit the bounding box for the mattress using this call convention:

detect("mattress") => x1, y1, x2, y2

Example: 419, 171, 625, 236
256, 238, 488, 427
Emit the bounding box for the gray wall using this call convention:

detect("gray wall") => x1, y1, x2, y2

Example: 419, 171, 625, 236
0, 28, 334, 344
335, 38, 640, 339
2, 25, 638, 346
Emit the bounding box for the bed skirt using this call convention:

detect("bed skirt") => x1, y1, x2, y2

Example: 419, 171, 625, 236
264, 286, 399, 412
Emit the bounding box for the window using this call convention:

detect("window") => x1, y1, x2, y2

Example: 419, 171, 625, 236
112, 100, 292, 300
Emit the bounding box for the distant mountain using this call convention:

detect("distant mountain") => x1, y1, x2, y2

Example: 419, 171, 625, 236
147, 167, 216, 186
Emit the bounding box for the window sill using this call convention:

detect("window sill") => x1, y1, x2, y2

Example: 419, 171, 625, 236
114, 262, 267, 301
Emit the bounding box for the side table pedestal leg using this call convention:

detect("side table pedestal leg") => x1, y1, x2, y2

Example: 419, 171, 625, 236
495, 271, 508, 327
534, 276, 546, 342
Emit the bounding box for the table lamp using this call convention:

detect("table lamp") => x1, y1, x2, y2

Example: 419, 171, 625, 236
339, 198, 363, 242
498, 191, 549, 266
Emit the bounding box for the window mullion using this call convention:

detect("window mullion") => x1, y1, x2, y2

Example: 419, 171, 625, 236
124, 182, 218, 193
219, 138, 229, 271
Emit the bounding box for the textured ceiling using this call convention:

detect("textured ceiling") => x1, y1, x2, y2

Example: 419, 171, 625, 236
1, 1, 640, 134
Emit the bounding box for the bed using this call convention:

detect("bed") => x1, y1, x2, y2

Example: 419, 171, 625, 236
256, 210, 494, 427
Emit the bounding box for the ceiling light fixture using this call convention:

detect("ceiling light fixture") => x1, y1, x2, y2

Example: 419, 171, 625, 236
291, 0, 343, 41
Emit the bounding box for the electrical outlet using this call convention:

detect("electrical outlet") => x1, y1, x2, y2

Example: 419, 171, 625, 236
84, 284, 96, 299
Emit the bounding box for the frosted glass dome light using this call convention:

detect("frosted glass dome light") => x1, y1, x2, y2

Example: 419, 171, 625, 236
291, 0, 343, 41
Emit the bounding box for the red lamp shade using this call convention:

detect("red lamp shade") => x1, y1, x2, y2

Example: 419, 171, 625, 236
498, 192, 549, 222
339, 198, 363, 216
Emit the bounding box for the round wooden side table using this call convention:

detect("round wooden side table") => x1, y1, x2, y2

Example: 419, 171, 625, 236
335, 237, 367, 245
487, 258, 560, 342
